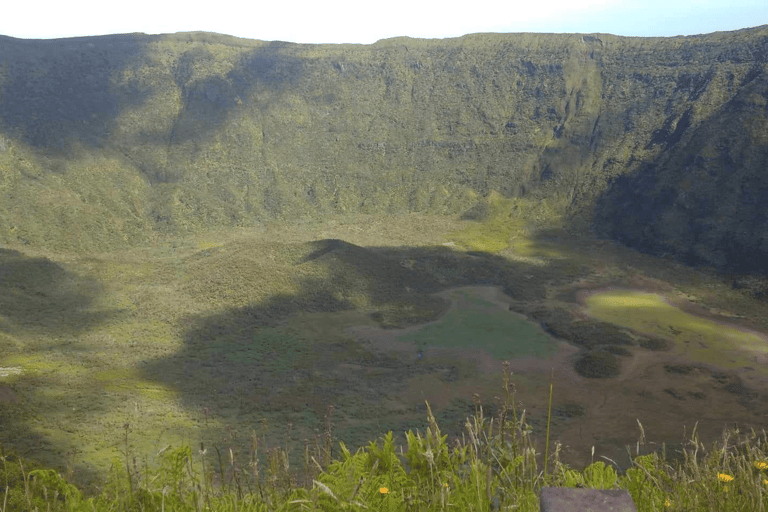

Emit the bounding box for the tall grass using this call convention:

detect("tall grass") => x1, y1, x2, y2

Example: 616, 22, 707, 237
2, 362, 767, 511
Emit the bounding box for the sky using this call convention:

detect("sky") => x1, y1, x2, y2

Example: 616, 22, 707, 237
3, 0, 767, 44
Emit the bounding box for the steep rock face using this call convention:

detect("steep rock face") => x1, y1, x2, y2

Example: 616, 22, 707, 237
594, 67, 768, 273
0, 28, 766, 272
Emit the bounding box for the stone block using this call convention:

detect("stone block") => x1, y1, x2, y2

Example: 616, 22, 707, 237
539, 487, 637, 512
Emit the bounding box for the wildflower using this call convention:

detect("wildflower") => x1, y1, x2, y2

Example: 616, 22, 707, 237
380, 487, 389, 494
718, 473, 734, 493
754, 461, 768, 471
665, 498, 673, 507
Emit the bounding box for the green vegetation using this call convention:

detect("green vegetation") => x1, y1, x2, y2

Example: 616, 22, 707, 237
448, 192, 565, 256
584, 290, 766, 350
397, 289, 558, 360
2, 213, 768, 498
2, 27, 768, 275
2, 367, 767, 511
1, 26, 768, 510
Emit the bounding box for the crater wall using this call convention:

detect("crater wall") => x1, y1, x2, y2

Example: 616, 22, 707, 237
0, 27, 766, 273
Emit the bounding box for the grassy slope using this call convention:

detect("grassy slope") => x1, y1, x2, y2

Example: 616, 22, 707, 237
0, 28, 766, 275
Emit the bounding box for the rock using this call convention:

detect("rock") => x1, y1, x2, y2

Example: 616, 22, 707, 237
539, 487, 637, 512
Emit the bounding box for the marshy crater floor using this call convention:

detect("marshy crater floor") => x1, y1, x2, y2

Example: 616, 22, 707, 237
2, 215, 768, 484
350, 279, 768, 476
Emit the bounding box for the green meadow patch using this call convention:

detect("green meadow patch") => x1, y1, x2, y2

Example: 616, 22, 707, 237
397, 289, 558, 360
582, 289, 768, 358
448, 193, 569, 257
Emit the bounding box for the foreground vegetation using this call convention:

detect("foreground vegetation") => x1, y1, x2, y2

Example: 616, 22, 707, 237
3, 364, 767, 511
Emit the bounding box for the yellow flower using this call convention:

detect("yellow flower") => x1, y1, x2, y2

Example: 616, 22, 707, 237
379, 487, 389, 494
717, 473, 734, 482
665, 498, 673, 507
754, 461, 768, 470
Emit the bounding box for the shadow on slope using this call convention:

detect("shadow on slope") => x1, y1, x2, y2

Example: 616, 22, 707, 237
0, 33, 310, 185
592, 68, 768, 283
137, 235, 600, 475
0, 247, 123, 490
0, 34, 151, 154
168, 41, 307, 149
0, 248, 115, 338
